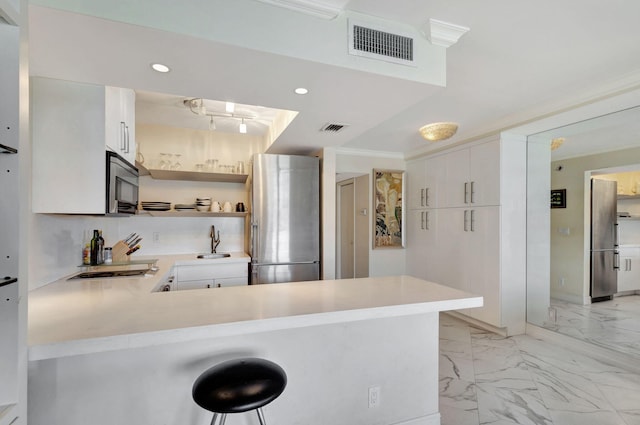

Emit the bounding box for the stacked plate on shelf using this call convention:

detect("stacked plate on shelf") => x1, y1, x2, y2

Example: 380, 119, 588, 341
174, 203, 197, 211
196, 197, 211, 212
141, 201, 171, 211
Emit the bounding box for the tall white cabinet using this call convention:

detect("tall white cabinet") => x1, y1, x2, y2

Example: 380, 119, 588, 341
31, 77, 137, 214
0, 2, 26, 424
406, 136, 527, 335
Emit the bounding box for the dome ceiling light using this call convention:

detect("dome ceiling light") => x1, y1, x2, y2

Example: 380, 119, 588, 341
419, 122, 458, 142
551, 137, 565, 151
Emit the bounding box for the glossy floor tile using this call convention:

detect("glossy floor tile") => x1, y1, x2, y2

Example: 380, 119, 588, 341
439, 313, 640, 425
543, 295, 640, 357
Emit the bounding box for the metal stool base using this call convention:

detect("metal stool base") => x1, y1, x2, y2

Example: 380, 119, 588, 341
210, 407, 267, 425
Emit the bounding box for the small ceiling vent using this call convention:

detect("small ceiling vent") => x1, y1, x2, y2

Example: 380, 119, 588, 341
320, 123, 348, 133
348, 19, 416, 66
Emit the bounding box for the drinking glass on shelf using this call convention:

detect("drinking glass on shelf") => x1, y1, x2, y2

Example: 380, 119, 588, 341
159, 153, 170, 170
206, 158, 219, 172
237, 161, 245, 174
171, 154, 182, 170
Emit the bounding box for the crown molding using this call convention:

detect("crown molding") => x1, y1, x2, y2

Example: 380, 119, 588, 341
425, 18, 469, 48
254, 0, 345, 20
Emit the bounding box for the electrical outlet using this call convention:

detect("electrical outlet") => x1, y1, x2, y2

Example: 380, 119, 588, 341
153, 232, 160, 243
368, 386, 380, 408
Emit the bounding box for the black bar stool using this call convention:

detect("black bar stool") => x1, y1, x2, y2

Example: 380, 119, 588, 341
192, 357, 287, 425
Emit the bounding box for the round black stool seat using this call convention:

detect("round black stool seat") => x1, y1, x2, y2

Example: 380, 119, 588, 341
192, 358, 287, 414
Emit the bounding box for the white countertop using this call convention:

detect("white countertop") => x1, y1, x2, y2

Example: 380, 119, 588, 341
28, 254, 482, 361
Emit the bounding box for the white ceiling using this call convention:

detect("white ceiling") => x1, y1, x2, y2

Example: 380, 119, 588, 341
27, 0, 640, 159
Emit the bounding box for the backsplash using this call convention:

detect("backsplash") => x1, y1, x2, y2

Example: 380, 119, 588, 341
29, 214, 247, 290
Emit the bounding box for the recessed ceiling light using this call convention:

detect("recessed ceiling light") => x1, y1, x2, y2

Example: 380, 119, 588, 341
151, 63, 170, 73
294, 87, 309, 95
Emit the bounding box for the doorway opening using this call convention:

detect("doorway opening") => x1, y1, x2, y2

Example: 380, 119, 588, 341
336, 174, 369, 279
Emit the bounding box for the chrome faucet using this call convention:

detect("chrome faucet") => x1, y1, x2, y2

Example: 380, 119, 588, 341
210, 225, 221, 253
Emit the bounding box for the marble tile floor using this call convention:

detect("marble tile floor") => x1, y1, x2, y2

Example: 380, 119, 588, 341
439, 313, 640, 425
541, 295, 640, 358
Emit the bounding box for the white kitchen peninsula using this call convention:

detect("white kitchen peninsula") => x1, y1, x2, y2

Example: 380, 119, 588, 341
28, 266, 481, 425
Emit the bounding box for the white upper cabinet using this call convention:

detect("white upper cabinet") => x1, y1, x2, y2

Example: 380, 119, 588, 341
31, 77, 136, 214
441, 141, 500, 208
406, 160, 426, 210
105, 86, 136, 165
406, 156, 443, 210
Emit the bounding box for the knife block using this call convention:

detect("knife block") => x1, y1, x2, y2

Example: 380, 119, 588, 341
111, 241, 131, 263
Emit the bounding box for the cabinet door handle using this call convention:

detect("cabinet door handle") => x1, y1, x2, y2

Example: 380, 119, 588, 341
420, 188, 425, 207
124, 125, 130, 153
420, 211, 425, 230
464, 182, 469, 204
425, 211, 429, 230
470, 209, 475, 232
464, 210, 469, 231
120, 121, 126, 151
425, 187, 429, 207
470, 181, 475, 204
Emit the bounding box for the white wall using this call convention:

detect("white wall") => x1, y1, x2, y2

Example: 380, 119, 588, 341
335, 150, 406, 278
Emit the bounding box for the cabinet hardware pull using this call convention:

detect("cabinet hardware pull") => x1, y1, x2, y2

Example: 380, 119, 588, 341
120, 121, 126, 151
124, 125, 130, 153
464, 182, 469, 204
420, 211, 425, 230
420, 188, 425, 207
464, 210, 469, 231
470, 181, 475, 203
425, 211, 429, 230
425, 187, 429, 206
470, 209, 475, 232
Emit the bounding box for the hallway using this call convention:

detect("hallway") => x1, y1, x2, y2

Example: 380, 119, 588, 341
439, 313, 640, 425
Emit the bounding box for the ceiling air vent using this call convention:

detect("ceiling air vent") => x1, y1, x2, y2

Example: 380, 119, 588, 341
320, 123, 348, 133
348, 19, 416, 66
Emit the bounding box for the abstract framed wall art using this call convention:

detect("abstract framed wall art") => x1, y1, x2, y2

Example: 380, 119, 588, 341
373, 169, 405, 249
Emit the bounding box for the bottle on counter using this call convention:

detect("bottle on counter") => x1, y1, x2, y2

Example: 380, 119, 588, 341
97, 230, 105, 264
104, 247, 113, 264
90, 229, 100, 265
82, 243, 91, 265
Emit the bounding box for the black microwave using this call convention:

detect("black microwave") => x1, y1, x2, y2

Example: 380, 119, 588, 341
106, 151, 139, 215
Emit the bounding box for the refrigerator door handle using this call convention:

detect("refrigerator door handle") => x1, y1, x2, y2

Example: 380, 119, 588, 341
251, 222, 259, 261
614, 222, 619, 247
613, 251, 620, 270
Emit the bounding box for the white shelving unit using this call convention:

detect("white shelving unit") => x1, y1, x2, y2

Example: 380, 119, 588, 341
137, 162, 248, 184
137, 211, 247, 218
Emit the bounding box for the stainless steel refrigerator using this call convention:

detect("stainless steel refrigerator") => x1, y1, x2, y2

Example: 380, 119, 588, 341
590, 178, 619, 300
250, 154, 320, 284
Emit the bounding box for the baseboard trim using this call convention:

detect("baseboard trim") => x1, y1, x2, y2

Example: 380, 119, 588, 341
392, 412, 441, 425
525, 323, 640, 374
444, 311, 508, 337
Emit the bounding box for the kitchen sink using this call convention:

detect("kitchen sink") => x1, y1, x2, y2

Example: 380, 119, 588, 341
68, 269, 150, 280
196, 253, 231, 259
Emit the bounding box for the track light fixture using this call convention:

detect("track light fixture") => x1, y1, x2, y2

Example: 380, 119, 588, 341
184, 98, 254, 134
